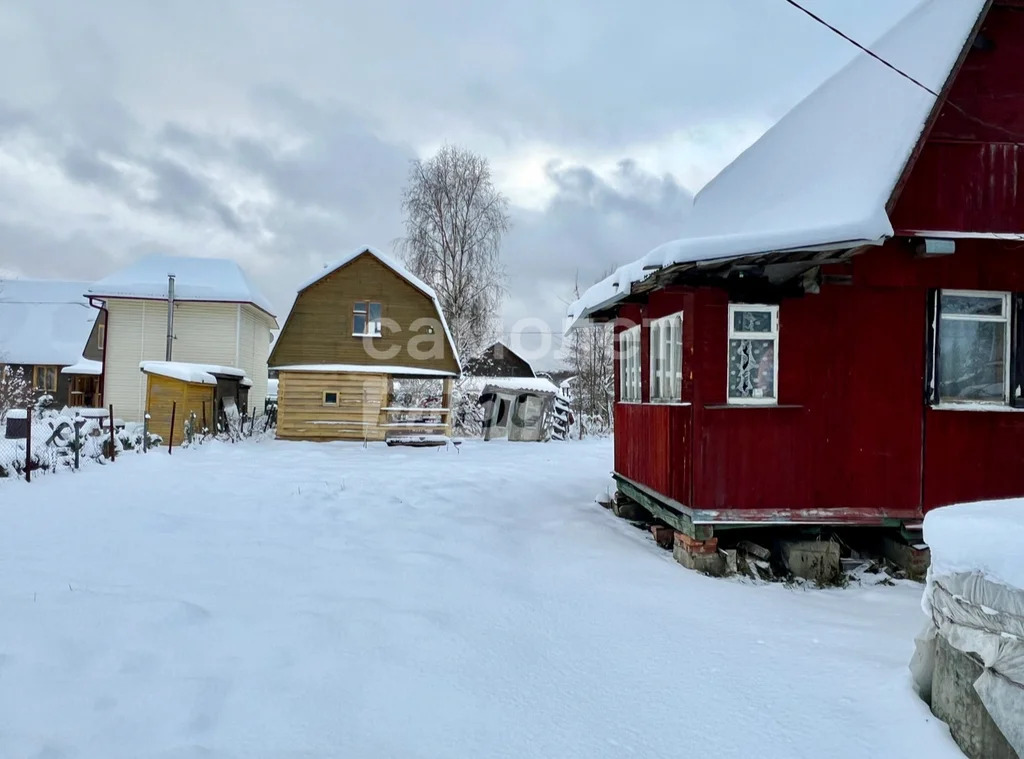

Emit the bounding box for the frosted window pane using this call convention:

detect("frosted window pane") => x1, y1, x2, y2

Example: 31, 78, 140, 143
728, 338, 776, 399
732, 310, 773, 333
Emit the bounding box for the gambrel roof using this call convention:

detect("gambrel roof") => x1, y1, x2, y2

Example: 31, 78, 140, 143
568, 0, 988, 325
298, 246, 461, 369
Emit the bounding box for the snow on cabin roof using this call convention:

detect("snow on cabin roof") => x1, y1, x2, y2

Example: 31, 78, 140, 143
88, 255, 276, 318
0, 279, 98, 366
568, 0, 987, 326
296, 246, 462, 370
140, 361, 248, 386
60, 358, 103, 376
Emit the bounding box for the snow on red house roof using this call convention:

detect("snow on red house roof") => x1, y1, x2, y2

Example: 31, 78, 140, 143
568, 0, 987, 326
88, 255, 276, 319
0, 279, 98, 366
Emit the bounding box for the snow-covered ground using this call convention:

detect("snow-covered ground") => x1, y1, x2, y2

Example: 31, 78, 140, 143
0, 438, 959, 758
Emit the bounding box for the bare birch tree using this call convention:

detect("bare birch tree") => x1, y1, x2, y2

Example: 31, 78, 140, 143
564, 273, 615, 438
397, 145, 509, 360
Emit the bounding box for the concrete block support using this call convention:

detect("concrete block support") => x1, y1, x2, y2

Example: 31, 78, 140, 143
781, 540, 841, 585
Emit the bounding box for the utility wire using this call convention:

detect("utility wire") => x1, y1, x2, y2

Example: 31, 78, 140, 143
782, 0, 1024, 144
782, 0, 940, 97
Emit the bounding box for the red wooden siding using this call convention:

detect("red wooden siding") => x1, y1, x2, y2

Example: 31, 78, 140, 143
613, 240, 1024, 521
893, 4, 1024, 233
696, 407, 808, 512
924, 409, 1024, 510
614, 403, 691, 505
687, 283, 924, 515
893, 141, 1024, 234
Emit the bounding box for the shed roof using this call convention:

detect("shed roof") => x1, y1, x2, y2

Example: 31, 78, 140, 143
88, 255, 276, 319
0, 279, 98, 366
463, 376, 560, 396
140, 361, 248, 386
568, 0, 987, 325
293, 246, 462, 370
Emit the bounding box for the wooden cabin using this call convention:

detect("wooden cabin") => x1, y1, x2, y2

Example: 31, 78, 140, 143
141, 362, 251, 441
465, 341, 537, 378
270, 247, 461, 442
568, 0, 1024, 538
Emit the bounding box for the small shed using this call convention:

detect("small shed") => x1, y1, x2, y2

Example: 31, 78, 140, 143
470, 377, 560, 442
140, 362, 251, 441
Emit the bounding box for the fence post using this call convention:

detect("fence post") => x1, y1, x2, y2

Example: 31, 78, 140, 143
25, 405, 32, 483
143, 413, 150, 452
108, 404, 116, 461
168, 402, 176, 455
73, 414, 82, 470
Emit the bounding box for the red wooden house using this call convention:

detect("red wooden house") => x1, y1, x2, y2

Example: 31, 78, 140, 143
568, 0, 1024, 540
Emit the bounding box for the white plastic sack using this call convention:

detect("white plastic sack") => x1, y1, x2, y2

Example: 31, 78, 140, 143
913, 570, 1024, 755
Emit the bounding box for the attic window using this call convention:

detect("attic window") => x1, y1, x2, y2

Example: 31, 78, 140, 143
353, 301, 382, 337
727, 304, 778, 405
323, 391, 339, 406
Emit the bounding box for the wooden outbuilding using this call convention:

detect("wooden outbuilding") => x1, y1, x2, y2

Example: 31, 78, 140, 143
270, 247, 461, 442
568, 0, 1024, 535
464, 342, 562, 441
141, 362, 251, 441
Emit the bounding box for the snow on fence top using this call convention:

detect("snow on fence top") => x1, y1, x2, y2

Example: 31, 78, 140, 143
567, 0, 986, 327
272, 363, 459, 378
140, 361, 249, 386
87, 255, 276, 318
0, 279, 99, 366
924, 499, 1024, 591
293, 246, 462, 370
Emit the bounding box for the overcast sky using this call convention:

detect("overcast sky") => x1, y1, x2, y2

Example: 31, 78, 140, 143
0, 0, 919, 366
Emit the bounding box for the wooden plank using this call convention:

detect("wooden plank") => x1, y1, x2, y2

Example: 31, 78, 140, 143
277, 370, 389, 441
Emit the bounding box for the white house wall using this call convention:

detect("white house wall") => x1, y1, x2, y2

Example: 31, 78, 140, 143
237, 304, 271, 412
104, 299, 259, 422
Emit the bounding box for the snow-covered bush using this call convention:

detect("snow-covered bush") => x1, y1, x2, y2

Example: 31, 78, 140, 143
0, 365, 31, 421
451, 379, 485, 437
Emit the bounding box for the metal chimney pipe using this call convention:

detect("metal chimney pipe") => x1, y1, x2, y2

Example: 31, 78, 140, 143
166, 273, 176, 361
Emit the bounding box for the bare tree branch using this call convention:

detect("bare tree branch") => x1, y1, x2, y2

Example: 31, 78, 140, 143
396, 145, 509, 360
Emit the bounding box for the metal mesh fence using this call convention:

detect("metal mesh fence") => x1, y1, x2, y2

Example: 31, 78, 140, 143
1, 402, 277, 483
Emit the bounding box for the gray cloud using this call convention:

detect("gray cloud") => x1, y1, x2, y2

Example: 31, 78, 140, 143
0, 0, 923, 368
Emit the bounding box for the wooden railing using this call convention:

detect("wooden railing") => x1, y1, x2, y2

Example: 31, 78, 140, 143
378, 406, 452, 438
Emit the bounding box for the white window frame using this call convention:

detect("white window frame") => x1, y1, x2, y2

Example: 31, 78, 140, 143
727, 304, 779, 406
937, 289, 1012, 405
353, 301, 383, 337
322, 391, 339, 406
619, 326, 641, 403
650, 311, 683, 403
